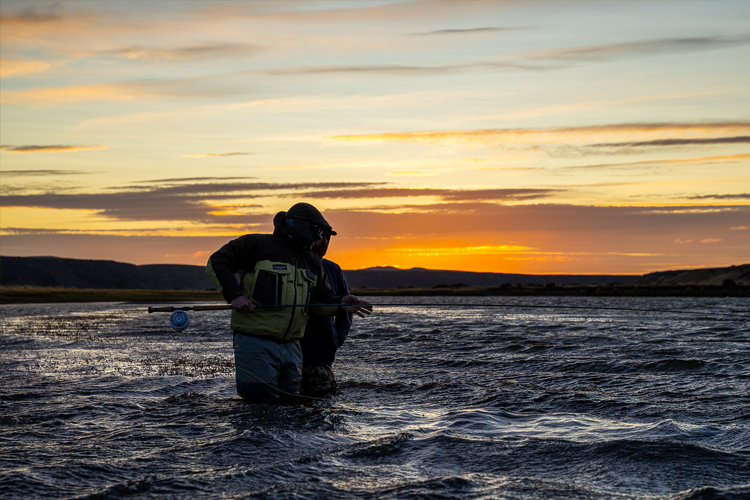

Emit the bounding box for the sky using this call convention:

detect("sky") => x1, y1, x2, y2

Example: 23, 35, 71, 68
1, 1, 749, 275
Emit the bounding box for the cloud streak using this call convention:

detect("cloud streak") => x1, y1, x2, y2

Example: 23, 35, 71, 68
0, 59, 51, 78
108, 44, 262, 61
558, 154, 750, 171
0, 181, 560, 223
0, 170, 92, 176
328, 122, 750, 147
591, 136, 750, 148
0, 181, 387, 223
408, 27, 528, 36
527, 35, 750, 62
687, 193, 750, 200
183, 152, 254, 158
1, 145, 107, 153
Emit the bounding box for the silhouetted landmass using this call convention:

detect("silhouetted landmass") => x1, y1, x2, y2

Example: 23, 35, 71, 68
344, 266, 637, 288
1, 256, 637, 290
0, 256, 216, 290
1, 257, 749, 304
633, 264, 750, 286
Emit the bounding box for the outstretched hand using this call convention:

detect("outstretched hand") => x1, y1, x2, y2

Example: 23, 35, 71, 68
341, 295, 373, 318
231, 295, 255, 313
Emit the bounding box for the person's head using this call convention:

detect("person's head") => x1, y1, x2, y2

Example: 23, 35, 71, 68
312, 229, 337, 258
274, 203, 331, 250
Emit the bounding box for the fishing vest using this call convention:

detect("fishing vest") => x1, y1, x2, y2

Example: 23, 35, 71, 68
207, 258, 337, 341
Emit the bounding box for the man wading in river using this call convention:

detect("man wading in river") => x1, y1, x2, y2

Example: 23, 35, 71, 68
300, 228, 352, 396
206, 203, 372, 403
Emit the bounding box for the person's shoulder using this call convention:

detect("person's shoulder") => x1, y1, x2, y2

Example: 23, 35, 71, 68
322, 259, 344, 274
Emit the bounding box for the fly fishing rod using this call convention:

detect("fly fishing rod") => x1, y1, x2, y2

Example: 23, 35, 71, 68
148, 303, 750, 331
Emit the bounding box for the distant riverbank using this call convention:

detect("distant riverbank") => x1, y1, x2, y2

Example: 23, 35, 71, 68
2, 283, 748, 305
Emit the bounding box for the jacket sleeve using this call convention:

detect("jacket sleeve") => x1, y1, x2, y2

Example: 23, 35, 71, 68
310, 258, 344, 316
333, 271, 353, 348
205, 235, 257, 304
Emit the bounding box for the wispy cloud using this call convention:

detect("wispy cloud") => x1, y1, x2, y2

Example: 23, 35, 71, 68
0, 145, 107, 153
1, 76, 246, 107
183, 152, 254, 158
591, 136, 750, 148
687, 193, 750, 200
387, 170, 441, 176
263, 61, 539, 76
0, 59, 51, 78
408, 27, 528, 36
528, 35, 750, 62
327, 123, 750, 155
0, 170, 91, 176
108, 44, 261, 61
281, 187, 558, 202
131, 177, 255, 184
0, 181, 386, 223
558, 154, 750, 171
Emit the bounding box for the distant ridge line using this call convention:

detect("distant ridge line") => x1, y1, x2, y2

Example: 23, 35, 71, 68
1, 256, 746, 289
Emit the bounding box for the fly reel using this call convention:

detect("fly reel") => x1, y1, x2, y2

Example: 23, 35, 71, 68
169, 310, 190, 332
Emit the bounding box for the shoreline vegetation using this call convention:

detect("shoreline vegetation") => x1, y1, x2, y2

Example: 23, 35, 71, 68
1, 283, 748, 305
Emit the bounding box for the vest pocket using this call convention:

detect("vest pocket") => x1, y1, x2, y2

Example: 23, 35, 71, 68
249, 261, 292, 308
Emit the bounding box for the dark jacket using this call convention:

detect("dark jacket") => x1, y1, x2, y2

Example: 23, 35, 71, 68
300, 259, 353, 366
205, 222, 342, 341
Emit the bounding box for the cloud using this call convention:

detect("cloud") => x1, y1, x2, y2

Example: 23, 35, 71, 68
108, 44, 261, 61
0, 59, 51, 77
278, 187, 558, 202
441, 189, 558, 202
527, 35, 750, 62
328, 123, 750, 159
0, 170, 91, 176
687, 193, 750, 200
75, 112, 176, 130
0, 145, 107, 153
387, 171, 440, 176
591, 136, 750, 148
700, 238, 722, 243
730, 226, 748, 230
131, 177, 255, 183
1, 75, 247, 107
183, 152, 254, 158
0, 180, 386, 223
558, 154, 750, 171
263, 61, 539, 76
674, 239, 694, 244
235, 35, 750, 78
407, 27, 528, 36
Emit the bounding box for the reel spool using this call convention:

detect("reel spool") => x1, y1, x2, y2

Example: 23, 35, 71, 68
169, 310, 190, 332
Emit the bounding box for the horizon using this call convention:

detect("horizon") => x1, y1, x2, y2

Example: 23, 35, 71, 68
7, 254, 750, 277
1, 1, 749, 274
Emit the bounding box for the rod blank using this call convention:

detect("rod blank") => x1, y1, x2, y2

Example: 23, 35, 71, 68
146, 303, 750, 318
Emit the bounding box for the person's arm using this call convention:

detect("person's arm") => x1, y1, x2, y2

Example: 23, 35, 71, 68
333, 273, 353, 348
205, 235, 257, 312
311, 259, 372, 317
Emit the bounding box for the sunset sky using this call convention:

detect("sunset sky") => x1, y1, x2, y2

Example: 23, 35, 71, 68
1, 1, 749, 274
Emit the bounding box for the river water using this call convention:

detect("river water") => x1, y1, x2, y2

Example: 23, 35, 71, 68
1, 296, 749, 499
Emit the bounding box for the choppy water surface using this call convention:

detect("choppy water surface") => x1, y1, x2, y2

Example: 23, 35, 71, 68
2, 296, 749, 499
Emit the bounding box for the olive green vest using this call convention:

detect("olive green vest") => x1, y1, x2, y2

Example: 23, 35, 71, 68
207, 259, 337, 341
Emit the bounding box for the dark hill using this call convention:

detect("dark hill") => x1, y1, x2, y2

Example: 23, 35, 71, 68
1, 256, 637, 290
343, 267, 637, 288
0, 256, 215, 290
632, 264, 750, 286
